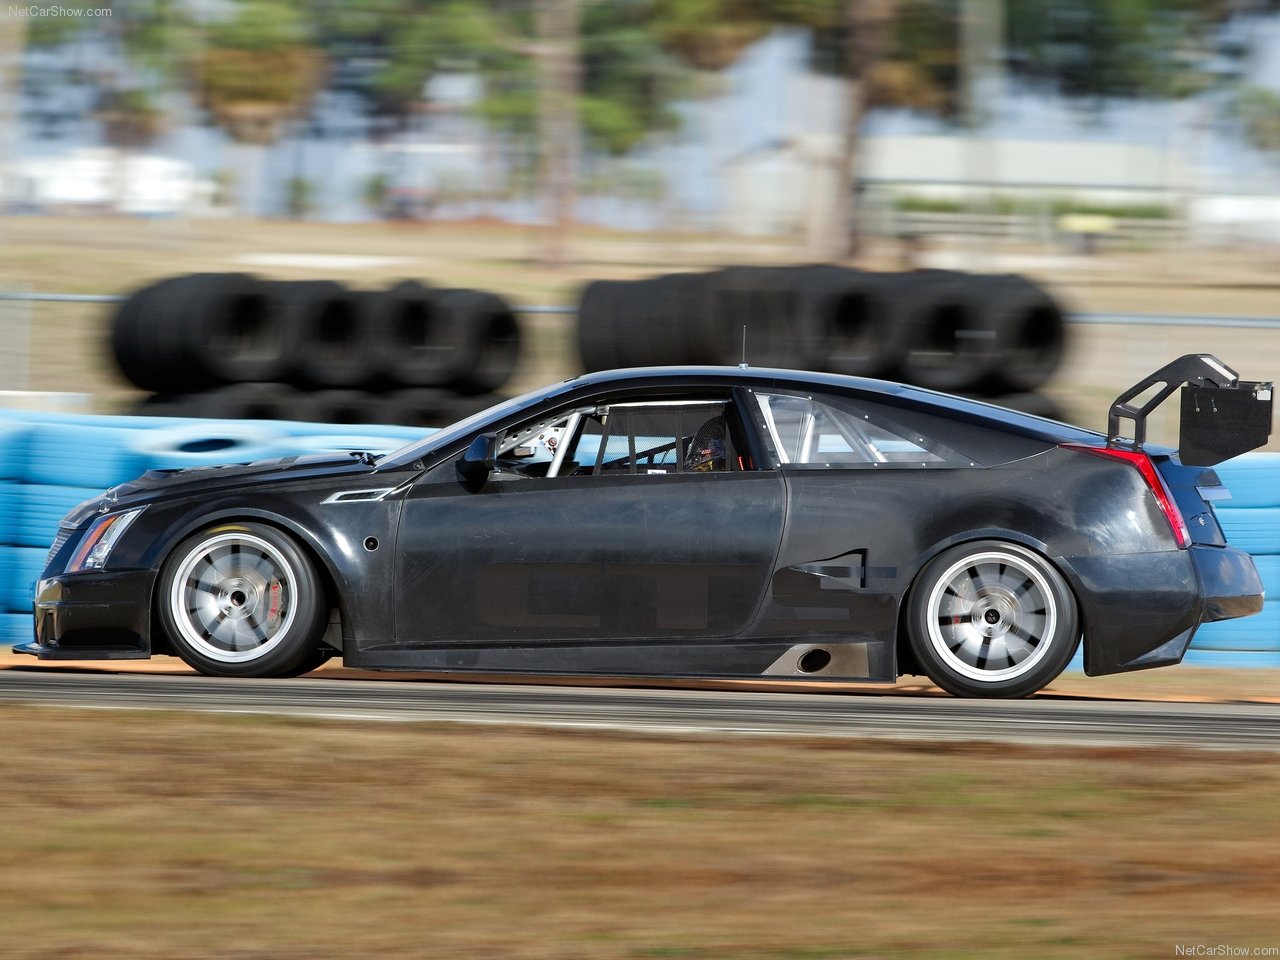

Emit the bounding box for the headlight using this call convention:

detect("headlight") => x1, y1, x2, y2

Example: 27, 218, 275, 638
65, 508, 145, 573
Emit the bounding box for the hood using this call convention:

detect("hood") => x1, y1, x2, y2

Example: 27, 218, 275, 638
69, 453, 384, 524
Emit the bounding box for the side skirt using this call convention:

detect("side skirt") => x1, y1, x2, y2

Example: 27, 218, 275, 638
345, 638, 895, 682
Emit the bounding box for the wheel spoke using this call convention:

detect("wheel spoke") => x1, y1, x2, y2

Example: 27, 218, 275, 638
1007, 618, 1044, 646
245, 612, 269, 643
248, 551, 276, 579
203, 611, 232, 643
230, 618, 260, 651
950, 629, 985, 663
216, 545, 244, 579
1003, 634, 1034, 663
1010, 575, 1036, 602
189, 556, 218, 593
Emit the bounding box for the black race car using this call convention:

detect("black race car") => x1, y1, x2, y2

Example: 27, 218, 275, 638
17, 355, 1272, 698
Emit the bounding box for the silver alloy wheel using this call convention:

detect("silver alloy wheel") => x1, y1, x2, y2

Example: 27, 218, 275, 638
167, 532, 299, 664
923, 547, 1059, 684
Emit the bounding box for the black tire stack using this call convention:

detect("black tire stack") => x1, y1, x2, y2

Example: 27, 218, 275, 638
113, 274, 521, 426
576, 266, 1069, 416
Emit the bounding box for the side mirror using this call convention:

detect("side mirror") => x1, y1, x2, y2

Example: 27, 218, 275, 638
457, 433, 498, 486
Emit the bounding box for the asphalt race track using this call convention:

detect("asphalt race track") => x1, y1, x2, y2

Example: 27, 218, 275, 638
1, 669, 1279, 750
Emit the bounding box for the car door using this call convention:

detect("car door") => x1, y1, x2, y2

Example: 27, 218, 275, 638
393, 396, 787, 646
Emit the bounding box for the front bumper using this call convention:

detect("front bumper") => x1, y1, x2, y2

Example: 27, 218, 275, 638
1072, 544, 1263, 677
14, 569, 155, 660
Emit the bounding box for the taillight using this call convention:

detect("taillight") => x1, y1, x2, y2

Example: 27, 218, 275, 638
1063, 444, 1191, 548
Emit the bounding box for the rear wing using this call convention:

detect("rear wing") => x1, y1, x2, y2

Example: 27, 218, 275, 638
1108, 354, 1273, 466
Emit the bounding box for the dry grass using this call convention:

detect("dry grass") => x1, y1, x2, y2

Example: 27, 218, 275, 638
1, 706, 1278, 958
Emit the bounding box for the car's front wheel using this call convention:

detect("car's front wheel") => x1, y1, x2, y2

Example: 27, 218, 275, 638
158, 522, 328, 678
906, 541, 1079, 698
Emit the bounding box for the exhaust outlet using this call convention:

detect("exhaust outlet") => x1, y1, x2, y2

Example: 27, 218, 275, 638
797, 648, 832, 674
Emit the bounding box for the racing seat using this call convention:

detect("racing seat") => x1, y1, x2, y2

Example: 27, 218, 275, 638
686, 415, 729, 472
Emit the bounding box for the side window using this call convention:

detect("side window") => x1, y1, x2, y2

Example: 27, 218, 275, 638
591, 402, 737, 475
494, 409, 586, 477
757, 393, 946, 466
495, 399, 749, 478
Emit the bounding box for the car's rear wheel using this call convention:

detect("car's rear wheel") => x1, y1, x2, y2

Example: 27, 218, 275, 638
158, 522, 328, 678
906, 541, 1079, 698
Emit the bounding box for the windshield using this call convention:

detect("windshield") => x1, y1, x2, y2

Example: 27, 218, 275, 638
375, 384, 568, 471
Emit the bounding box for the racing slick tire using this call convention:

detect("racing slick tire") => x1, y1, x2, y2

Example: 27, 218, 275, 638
122, 273, 279, 391
110, 275, 188, 391
800, 267, 909, 379
895, 270, 989, 394
980, 274, 1068, 394
905, 540, 1080, 698
444, 289, 521, 395
706, 266, 806, 369
157, 522, 329, 678
292, 389, 385, 425
365, 280, 455, 388
576, 279, 628, 372
284, 280, 374, 388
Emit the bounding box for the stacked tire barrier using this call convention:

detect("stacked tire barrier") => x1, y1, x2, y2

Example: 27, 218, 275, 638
0, 408, 426, 648
576, 266, 1068, 415
113, 274, 521, 427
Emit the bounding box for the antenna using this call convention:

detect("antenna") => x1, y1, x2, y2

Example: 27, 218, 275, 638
739, 325, 749, 370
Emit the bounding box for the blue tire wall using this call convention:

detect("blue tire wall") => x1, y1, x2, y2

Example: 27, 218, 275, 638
12, 485, 106, 548
0, 410, 1277, 668
1212, 453, 1280, 508
1250, 555, 1280, 599
0, 612, 33, 647
24, 424, 149, 487
0, 547, 47, 612
1193, 453, 1280, 666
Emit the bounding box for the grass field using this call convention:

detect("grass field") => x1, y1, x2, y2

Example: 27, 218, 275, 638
2, 705, 1279, 960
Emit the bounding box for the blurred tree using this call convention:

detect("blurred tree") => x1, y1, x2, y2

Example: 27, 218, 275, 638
644, 0, 1260, 255
0, 9, 26, 202
17, 0, 1267, 236
1233, 85, 1280, 155
194, 1, 324, 213
196, 2, 323, 147
25, 1, 199, 150
285, 174, 315, 216
647, 0, 901, 257
533, 0, 580, 265
96, 89, 167, 148
312, 0, 508, 125
1004, 0, 1234, 103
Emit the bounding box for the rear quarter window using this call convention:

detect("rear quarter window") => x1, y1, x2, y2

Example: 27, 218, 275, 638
756, 392, 969, 468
